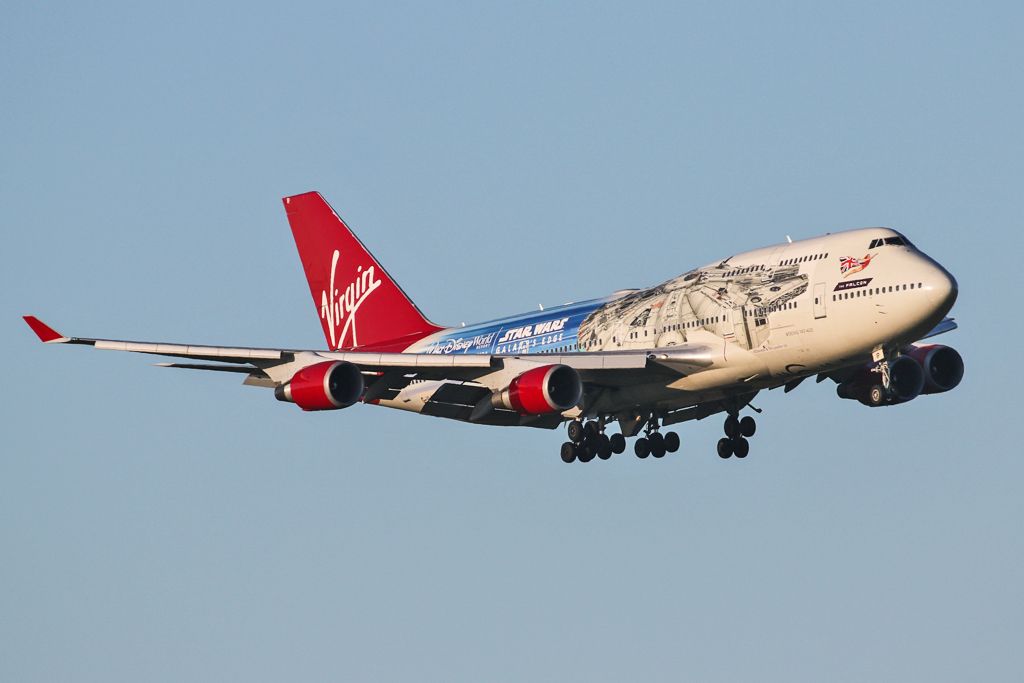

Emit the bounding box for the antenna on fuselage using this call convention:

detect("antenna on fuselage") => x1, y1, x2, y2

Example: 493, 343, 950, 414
538, 303, 544, 311
786, 235, 793, 243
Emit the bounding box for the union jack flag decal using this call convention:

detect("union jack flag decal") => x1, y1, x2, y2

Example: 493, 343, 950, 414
840, 253, 874, 277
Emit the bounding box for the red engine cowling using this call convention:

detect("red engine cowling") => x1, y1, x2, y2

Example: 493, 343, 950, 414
904, 344, 964, 394
274, 361, 365, 411
836, 355, 925, 407
494, 364, 583, 415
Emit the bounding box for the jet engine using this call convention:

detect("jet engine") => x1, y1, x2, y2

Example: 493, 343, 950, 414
492, 364, 583, 415
274, 361, 365, 411
904, 344, 964, 394
836, 355, 925, 407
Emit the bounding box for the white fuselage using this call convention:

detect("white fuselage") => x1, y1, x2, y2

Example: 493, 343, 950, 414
383, 227, 957, 418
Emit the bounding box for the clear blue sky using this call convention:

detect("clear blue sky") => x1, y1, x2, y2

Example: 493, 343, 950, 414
3, 2, 1021, 681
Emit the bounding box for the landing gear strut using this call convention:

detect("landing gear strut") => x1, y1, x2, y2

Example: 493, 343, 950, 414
862, 345, 907, 407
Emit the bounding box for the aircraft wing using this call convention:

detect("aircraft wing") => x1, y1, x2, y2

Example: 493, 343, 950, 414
22, 316, 709, 391
918, 317, 957, 341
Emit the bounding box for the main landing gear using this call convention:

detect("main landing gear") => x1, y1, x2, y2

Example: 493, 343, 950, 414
633, 417, 680, 460
559, 409, 757, 463
716, 412, 756, 459
560, 419, 626, 464
560, 417, 679, 463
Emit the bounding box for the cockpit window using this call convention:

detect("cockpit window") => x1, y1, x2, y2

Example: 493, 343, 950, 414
869, 236, 911, 249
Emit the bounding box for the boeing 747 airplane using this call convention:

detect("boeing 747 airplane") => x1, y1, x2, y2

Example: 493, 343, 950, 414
24, 191, 962, 462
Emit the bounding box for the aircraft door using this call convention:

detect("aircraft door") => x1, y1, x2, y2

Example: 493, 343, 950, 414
732, 306, 753, 349
813, 282, 827, 319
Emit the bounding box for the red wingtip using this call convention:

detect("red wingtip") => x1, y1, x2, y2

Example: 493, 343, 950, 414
23, 316, 66, 343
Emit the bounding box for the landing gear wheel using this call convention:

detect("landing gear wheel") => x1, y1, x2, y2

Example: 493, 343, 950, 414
867, 384, 886, 407
560, 442, 577, 463
649, 432, 666, 458
567, 420, 585, 443
578, 443, 596, 463
635, 438, 650, 459
733, 436, 749, 458
724, 415, 740, 438
584, 421, 601, 439
717, 437, 733, 459
609, 433, 626, 454
739, 416, 756, 438
663, 431, 680, 453
597, 434, 612, 460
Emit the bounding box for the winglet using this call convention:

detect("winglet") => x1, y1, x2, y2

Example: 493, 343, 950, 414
23, 316, 69, 343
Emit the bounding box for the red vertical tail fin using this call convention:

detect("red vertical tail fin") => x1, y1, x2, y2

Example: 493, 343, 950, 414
283, 191, 444, 351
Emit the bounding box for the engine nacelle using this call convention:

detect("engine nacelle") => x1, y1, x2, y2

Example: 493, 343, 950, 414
904, 344, 964, 394
493, 364, 582, 415
275, 361, 365, 411
836, 355, 924, 407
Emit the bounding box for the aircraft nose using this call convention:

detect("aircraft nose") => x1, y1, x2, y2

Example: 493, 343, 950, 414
927, 263, 958, 315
